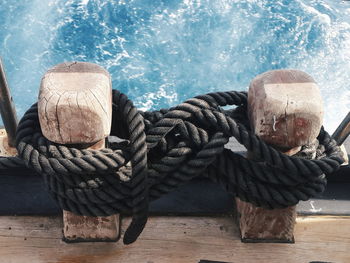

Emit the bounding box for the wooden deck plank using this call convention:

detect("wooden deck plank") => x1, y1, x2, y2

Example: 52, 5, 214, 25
0, 215, 349, 263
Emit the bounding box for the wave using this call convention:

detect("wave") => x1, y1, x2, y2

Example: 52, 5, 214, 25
0, 0, 349, 132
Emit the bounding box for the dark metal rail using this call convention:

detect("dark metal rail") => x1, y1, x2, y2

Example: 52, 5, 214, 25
0, 57, 18, 147
332, 112, 350, 146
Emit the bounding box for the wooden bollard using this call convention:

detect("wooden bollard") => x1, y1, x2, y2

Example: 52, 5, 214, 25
38, 62, 120, 242
236, 69, 323, 242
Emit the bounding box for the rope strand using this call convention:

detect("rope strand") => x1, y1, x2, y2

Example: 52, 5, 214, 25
0, 89, 343, 244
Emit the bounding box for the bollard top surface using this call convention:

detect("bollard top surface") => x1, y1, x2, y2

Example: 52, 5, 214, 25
38, 62, 112, 144
248, 69, 324, 148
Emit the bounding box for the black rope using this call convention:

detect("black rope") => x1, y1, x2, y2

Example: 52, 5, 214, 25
0, 89, 344, 244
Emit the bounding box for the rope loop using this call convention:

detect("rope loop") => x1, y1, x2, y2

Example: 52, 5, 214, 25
3, 89, 344, 244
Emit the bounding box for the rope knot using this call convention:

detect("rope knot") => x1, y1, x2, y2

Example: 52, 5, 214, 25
12, 89, 344, 244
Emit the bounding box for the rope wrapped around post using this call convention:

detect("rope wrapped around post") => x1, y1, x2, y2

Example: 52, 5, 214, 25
4, 89, 344, 244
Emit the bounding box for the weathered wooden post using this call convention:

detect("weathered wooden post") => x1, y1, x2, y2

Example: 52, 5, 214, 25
38, 62, 120, 242
236, 69, 324, 242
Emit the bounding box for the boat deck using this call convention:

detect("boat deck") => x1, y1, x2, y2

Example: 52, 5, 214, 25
0, 215, 349, 263
0, 135, 349, 263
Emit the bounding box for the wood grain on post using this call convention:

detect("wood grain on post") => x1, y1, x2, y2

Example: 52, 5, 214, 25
38, 62, 120, 242
236, 69, 324, 242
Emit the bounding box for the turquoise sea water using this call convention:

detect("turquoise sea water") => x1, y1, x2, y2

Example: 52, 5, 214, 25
0, 0, 349, 132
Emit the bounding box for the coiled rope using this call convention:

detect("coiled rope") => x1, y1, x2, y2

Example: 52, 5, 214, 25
0, 89, 344, 244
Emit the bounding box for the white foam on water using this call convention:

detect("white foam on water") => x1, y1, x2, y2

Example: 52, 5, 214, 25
0, 0, 349, 134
